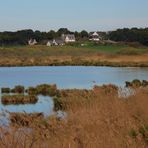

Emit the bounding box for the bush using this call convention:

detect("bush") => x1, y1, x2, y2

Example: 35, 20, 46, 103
132, 79, 142, 87
129, 129, 138, 138
27, 87, 37, 95
53, 97, 64, 111
1, 88, 11, 93
1, 94, 38, 105
36, 84, 57, 96
11, 85, 25, 94
139, 125, 148, 144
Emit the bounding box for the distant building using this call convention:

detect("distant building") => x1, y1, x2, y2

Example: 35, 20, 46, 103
46, 40, 53, 46
28, 39, 37, 45
89, 32, 100, 41
62, 34, 76, 43
47, 38, 65, 46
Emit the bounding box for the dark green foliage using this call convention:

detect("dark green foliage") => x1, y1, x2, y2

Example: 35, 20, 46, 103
129, 129, 138, 138
142, 80, 148, 87
0, 28, 71, 46
125, 79, 148, 88
80, 30, 89, 38
139, 125, 148, 144
26, 84, 58, 96
1, 88, 11, 93
36, 84, 57, 96
11, 85, 25, 94
27, 87, 37, 95
108, 28, 148, 46
1, 94, 38, 105
132, 79, 142, 87
53, 97, 64, 111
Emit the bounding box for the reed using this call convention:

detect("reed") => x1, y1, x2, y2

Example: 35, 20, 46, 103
1, 95, 38, 105
0, 85, 148, 147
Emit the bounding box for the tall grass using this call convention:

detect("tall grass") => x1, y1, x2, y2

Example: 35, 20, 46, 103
0, 85, 148, 147
0, 45, 148, 67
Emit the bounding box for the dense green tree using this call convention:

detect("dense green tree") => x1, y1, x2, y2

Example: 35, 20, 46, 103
108, 28, 148, 45
0, 28, 147, 46
80, 30, 88, 38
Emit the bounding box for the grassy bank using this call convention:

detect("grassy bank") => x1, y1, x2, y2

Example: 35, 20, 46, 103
0, 44, 148, 67
1, 95, 38, 105
0, 85, 148, 147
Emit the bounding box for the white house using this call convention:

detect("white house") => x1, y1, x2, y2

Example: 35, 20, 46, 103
62, 34, 76, 43
47, 39, 65, 46
47, 40, 52, 46
28, 39, 37, 45
89, 32, 100, 41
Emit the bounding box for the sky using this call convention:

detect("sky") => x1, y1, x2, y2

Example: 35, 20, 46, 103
0, 0, 148, 32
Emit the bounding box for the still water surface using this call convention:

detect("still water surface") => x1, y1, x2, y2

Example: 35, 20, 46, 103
0, 66, 148, 89
0, 66, 147, 118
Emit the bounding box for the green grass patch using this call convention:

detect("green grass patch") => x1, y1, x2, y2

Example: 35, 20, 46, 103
0, 44, 147, 58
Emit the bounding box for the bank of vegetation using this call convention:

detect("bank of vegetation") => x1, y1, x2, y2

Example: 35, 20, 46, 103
0, 28, 148, 46
0, 44, 148, 67
0, 81, 148, 147
1, 95, 38, 105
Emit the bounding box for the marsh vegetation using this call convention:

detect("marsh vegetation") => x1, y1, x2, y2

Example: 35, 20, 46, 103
0, 44, 148, 67
0, 83, 148, 148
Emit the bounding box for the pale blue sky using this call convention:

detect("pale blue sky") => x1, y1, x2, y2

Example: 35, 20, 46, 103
0, 0, 148, 31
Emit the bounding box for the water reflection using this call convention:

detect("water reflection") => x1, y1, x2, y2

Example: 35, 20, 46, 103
0, 66, 147, 89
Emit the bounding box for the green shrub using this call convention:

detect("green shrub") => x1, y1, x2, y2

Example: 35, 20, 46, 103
36, 84, 57, 96
132, 79, 142, 87
11, 85, 25, 94
53, 97, 64, 111
27, 87, 37, 95
129, 129, 137, 138
139, 125, 148, 144
1, 94, 38, 105
1, 88, 11, 93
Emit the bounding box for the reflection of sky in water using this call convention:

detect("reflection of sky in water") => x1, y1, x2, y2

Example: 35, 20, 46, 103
0, 66, 148, 114
0, 95, 54, 116
0, 66, 147, 125
0, 66, 147, 89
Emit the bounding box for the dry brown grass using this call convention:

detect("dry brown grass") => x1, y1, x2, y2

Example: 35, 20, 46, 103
0, 85, 148, 148
0, 45, 148, 66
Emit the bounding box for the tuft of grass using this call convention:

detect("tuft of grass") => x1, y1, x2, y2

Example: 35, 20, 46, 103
11, 85, 25, 94
1, 94, 38, 105
129, 129, 138, 138
53, 97, 64, 111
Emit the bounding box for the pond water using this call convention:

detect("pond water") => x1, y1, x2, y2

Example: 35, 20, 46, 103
0, 66, 148, 89
0, 66, 148, 123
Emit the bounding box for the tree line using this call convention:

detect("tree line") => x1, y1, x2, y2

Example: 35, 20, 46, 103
108, 28, 148, 46
0, 28, 90, 46
0, 27, 148, 46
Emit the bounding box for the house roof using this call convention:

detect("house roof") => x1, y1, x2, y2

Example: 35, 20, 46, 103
89, 32, 99, 37
62, 34, 75, 40
47, 38, 64, 45
54, 38, 64, 44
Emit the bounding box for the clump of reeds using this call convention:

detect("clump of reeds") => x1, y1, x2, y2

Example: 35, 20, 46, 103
0, 85, 148, 147
10, 112, 43, 126
26, 84, 58, 96
1, 95, 38, 105
1, 85, 25, 94
126, 79, 148, 88
11, 85, 25, 94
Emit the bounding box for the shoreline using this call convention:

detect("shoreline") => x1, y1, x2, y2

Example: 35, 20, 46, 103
0, 60, 148, 67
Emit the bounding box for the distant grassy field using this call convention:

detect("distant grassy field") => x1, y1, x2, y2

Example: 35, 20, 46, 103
0, 43, 148, 57
0, 43, 148, 66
